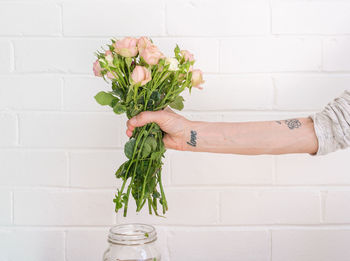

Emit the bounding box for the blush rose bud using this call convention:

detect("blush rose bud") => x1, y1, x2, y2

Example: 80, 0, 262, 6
105, 50, 114, 67
140, 45, 164, 65
165, 57, 179, 71
93, 60, 102, 77
131, 66, 152, 86
191, 69, 204, 89
137, 36, 153, 52
114, 37, 138, 57
180, 50, 194, 62
106, 72, 116, 80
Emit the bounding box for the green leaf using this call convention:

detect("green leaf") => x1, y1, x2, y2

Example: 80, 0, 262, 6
94, 91, 116, 106
124, 138, 136, 159
169, 95, 184, 111
115, 161, 128, 178
174, 44, 180, 56
145, 136, 157, 151
142, 143, 152, 158
113, 103, 126, 114
150, 151, 161, 160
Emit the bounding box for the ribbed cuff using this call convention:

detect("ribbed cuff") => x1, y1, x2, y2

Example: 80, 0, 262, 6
308, 113, 325, 156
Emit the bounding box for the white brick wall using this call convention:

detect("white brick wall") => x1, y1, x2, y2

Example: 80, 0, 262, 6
1, 0, 350, 260
272, 230, 350, 261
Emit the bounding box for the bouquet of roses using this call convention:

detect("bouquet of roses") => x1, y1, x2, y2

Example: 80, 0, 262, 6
93, 36, 204, 217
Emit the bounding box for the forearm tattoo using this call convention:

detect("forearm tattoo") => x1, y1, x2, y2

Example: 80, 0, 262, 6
186, 130, 197, 147
276, 119, 302, 130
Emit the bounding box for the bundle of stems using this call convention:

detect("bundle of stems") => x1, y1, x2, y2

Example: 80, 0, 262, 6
93, 37, 203, 216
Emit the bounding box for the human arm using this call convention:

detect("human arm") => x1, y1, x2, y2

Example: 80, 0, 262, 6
182, 117, 318, 155
126, 108, 318, 155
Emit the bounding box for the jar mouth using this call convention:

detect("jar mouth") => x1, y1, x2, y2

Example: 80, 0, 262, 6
108, 223, 157, 245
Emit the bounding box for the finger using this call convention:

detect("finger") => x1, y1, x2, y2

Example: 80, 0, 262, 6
126, 120, 135, 132
128, 110, 166, 128
126, 129, 133, 137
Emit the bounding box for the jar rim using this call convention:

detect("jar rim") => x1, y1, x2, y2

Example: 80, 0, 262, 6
108, 223, 157, 245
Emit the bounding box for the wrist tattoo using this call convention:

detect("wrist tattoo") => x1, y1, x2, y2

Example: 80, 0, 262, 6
285, 119, 301, 130
186, 130, 197, 147
275, 121, 282, 125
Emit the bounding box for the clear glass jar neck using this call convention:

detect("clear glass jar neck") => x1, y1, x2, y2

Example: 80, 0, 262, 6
108, 223, 157, 246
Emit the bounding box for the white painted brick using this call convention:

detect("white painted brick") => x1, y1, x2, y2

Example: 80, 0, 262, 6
221, 111, 311, 123
324, 38, 350, 71
168, 228, 269, 261
171, 151, 273, 185
0, 113, 17, 147
221, 190, 320, 224
220, 37, 322, 73
0, 40, 12, 73
167, 0, 270, 36
14, 38, 105, 73
181, 111, 223, 122
0, 150, 67, 186
274, 74, 350, 110
66, 229, 108, 261
325, 191, 350, 223
14, 190, 115, 225
0, 230, 64, 261
0, 3, 60, 35
63, 0, 164, 36
276, 150, 350, 185
19, 112, 121, 148
0, 76, 62, 110
154, 37, 219, 73
117, 188, 219, 225
182, 74, 274, 111
63, 77, 110, 112
272, 230, 350, 261
70, 150, 125, 188
70, 149, 171, 188
272, 1, 350, 35
0, 190, 11, 225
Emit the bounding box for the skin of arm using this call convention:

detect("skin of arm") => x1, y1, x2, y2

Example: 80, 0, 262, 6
183, 118, 318, 155
126, 109, 319, 155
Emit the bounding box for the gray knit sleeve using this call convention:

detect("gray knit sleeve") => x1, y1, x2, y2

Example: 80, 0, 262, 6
309, 90, 350, 156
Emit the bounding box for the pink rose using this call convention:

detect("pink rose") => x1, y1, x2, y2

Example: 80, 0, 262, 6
105, 50, 114, 66
131, 66, 152, 86
191, 69, 204, 89
137, 37, 153, 52
180, 50, 194, 62
140, 45, 164, 65
106, 71, 116, 80
93, 60, 102, 77
113, 37, 138, 57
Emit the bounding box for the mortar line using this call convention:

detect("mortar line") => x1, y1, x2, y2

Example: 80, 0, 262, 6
63, 230, 68, 261
9, 39, 15, 72
57, 2, 64, 37
66, 151, 71, 187
269, 0, 273, 35
2, 224, 350, 229
60, 77, 65, 111
11, 190, 14, 225
269, 229, 273, 261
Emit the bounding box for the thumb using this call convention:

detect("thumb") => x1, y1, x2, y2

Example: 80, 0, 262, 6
128, 110, 166, 128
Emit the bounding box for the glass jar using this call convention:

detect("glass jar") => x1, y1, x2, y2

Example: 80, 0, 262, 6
103, 223, 161, 261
